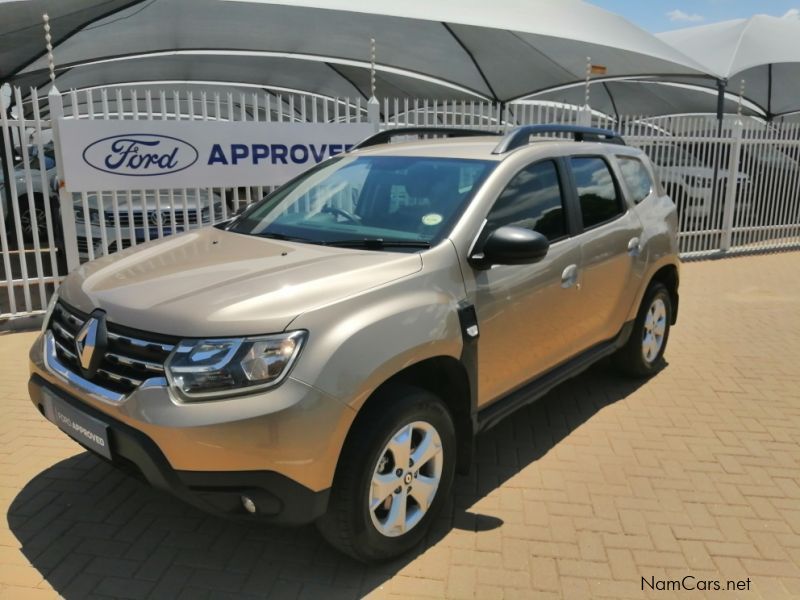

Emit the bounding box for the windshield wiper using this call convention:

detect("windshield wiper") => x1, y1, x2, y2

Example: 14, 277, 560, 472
255, 232, 320, 244
254, 233, 430, 250
324, 238, 431, 250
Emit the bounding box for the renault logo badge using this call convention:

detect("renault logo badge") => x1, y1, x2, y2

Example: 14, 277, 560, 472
74, 311, 107, 376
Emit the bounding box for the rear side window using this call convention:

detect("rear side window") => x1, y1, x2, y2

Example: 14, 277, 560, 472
570, 157, 624, 229
486, 160, 567, 241
618, 156, 653, 204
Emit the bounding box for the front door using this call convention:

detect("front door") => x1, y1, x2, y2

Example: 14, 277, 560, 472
469, 159, 584, 406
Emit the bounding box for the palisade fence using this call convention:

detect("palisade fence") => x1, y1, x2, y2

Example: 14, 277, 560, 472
1, 85, 800, 319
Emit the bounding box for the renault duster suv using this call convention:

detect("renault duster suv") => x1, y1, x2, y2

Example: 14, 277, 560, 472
29, 125, 679, 562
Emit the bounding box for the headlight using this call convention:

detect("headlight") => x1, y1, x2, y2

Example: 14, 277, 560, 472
164, 331, 306, 400
41, 290, 59, 334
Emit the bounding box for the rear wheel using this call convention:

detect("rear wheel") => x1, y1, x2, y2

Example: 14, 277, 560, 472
316, 385, 456, 562
614, 282, 672, 378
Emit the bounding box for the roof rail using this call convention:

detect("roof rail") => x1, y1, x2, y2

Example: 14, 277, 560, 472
353, 127, 499, 150
492, 125, 625, 154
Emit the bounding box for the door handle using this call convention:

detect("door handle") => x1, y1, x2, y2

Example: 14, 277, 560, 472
627, 237, 641, 256
561, 264, 579, 289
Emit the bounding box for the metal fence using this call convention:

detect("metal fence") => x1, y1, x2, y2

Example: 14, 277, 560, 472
2, 85, 800, 319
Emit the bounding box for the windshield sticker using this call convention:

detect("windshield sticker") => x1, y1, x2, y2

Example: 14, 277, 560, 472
421, 213, 443, 226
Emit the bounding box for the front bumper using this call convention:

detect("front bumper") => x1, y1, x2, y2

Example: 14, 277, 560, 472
29, 375, 328, 522
29, 333, 356, 524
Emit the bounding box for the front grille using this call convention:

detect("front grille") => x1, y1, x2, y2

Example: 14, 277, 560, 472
108, 209, 207, 228
76, 237, 91, 254
49, 301, 178, 395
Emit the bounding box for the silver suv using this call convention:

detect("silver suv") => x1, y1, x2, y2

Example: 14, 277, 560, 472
29, 125, 679, 562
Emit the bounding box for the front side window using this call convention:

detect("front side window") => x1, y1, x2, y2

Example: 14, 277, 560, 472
618, 156, 654, 204
485, 160, 567, 241
571, 157, 624, 230
231, 155, 496, 249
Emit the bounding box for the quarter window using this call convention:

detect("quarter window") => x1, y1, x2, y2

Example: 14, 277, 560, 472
570, 157, 624, 229
618, 156, 654, 204
485, 160, 567, 241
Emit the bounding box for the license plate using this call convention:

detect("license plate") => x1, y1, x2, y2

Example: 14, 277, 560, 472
43, 391, 112, 460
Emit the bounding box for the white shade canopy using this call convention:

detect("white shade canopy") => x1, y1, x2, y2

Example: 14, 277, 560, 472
14, 54, 479, 104
4, 0, 709, 103
658, 14, 800, 119
0, 0, 141, 82
528, 79, 762, 119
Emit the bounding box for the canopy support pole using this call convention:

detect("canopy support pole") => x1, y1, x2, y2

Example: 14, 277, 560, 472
602, 82, 620, 123
766, 64, 774, 122
711, 78, 727, 214
716, 78, 727, 130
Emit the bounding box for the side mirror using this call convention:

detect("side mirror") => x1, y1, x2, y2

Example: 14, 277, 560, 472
470, 225, 550, 268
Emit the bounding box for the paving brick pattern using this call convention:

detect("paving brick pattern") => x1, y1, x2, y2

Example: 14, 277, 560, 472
0, 252, 798, 599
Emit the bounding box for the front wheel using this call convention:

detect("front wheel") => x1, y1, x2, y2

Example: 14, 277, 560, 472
614, 282, 672, 378
316, 385, 456, 562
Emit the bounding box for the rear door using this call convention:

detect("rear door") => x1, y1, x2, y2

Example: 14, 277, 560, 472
568, 155, 644, 348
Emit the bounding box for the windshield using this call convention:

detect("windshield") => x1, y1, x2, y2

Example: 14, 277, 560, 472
14, 154, 55, 171
231, 155, 495, 249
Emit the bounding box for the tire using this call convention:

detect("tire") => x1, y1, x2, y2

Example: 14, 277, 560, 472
17, 194, 50, 243
613, 282, 672, 378
316, 385, 456, 563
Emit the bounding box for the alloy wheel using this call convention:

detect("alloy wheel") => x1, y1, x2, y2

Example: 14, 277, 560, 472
368, 420, 443, 538
642, 297, 667, 363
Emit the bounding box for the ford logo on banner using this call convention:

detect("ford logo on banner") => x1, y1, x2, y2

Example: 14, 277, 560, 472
82, 134, 199, 177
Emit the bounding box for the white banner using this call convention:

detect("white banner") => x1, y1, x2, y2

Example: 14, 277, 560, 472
58, 119, 375, 192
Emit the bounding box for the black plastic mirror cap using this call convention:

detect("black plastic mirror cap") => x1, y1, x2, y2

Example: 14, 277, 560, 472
471, 226, 550, 268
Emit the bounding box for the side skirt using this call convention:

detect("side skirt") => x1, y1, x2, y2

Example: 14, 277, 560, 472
475, 321, 634, 433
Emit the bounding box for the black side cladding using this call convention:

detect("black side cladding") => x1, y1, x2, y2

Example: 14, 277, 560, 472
456, 302, 480, 420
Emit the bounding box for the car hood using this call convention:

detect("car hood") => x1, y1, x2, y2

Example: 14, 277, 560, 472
58, 227, 423, 337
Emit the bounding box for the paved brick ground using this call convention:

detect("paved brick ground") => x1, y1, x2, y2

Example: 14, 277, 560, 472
0, 251, 798, 599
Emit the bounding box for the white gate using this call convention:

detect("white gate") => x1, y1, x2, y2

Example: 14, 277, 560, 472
0, 87, 61, 318
619, 115, 800, 257
2, 85, 800, 319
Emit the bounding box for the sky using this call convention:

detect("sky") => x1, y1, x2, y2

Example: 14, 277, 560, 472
590, 0, 799, 32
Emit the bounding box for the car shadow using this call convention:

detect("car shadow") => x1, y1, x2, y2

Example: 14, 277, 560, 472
8, 359, 652, 599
